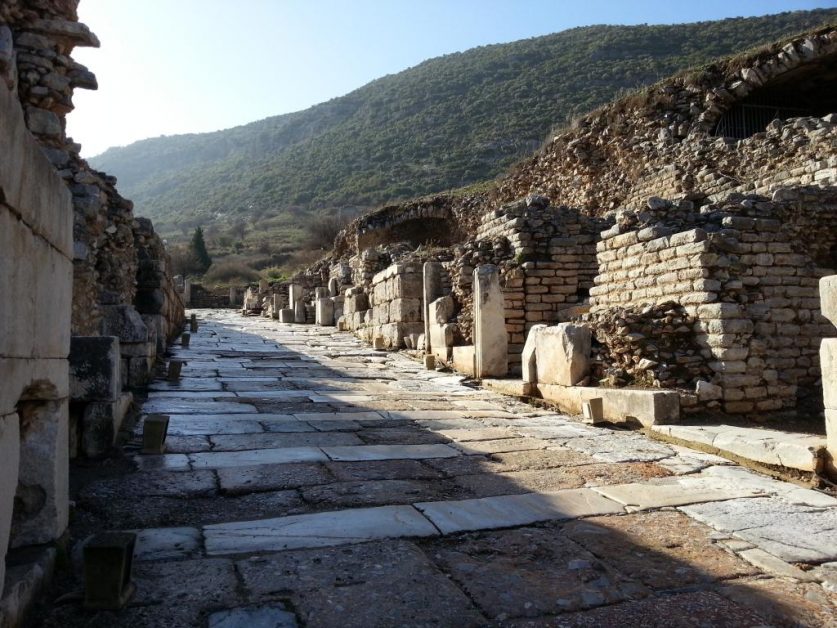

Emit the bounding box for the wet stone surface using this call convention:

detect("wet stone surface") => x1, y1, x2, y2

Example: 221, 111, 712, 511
33, 310, 837, 626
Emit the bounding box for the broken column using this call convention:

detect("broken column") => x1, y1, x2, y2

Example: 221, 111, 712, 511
473, 265, 508, 378
821, 276, 837, 467
328, 277, 340, 297
288, 284, 303, 309
423, 262, 443, 355
429, 296, 456, 362
294, 300, 306, 324
521, 324, 547, 385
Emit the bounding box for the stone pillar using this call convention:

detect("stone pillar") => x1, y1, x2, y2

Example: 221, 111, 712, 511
272, 294, 281, 319
820, 276, 837, 465
473, 265, 508, 378
294, 300, 306, 324
328, 277, 340, 297
315, 287, 329, 300
183, 281, 192, 306
316, 298, 335, 326
258, 279, 268, 293
423, 262, 443, 355
229, 287, 238, 306
288, 284, 303, 309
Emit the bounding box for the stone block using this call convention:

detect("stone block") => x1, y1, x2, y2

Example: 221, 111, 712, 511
521, 324, 546, 384
11, 395, 69, 548
535, 324, 591, 386
69, 336, 120, 402
328, 277, 340, 297
474, 265, 508, 378
80, 393, 133, 458
430, 323, 454, 362
294, 301, 306, 324
278, 308, 294, 323
101, 305, 148, 344
429, 296, 455, 324
423, 262, 444, 354
389, 298, 422, 323
821, 276, 837, 327
315, 298, 335, 326
0, 412, 20, 594
452, 346, 476, 376
392, 273, 423, 299
539, 384, 679, 427
821, 339, 837, 410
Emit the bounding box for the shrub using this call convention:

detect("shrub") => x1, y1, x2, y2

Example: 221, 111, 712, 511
203, 260, 260, 286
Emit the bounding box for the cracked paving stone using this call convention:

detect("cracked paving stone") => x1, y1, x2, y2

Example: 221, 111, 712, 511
203, 504, 439, 555
681, 497, 837, 563
209, 431, 363, 451
236, 540, 486, 627
190, 447, 329, 469
322, 443, 460, 461
454, 463, 671, 498
217, 462, 334, 494
165, 417, 266, 436
79, 469, 217, 499
161, 435, 212, 453
426, 527, 648, 620
301, 478, 466, 508
717, 576, 837, 627
562, 432, 675, 463
452, 437, 553, 455
503, 590, 774, 627
325, 459, 443, 482
562, 512, 759, 589
354, 427, 449, 445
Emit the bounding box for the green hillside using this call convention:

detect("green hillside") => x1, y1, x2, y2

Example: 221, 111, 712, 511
92, 9, 837, 272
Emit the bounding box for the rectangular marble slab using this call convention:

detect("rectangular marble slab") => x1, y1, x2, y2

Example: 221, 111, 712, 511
189, 447, 328, 469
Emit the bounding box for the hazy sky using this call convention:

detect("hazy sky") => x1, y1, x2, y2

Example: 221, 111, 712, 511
67, 0, 833, 157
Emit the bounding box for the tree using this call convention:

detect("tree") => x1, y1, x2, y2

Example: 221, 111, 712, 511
188, 227, 212, 274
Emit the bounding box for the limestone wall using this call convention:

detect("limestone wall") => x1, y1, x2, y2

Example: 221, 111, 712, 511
0, 74, 72, 596
495, 28, 837, 214
364, 264, 425, 348
588, 191, 836, 416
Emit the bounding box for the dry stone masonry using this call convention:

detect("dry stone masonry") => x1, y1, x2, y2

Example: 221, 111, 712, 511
0, 1, 184, 620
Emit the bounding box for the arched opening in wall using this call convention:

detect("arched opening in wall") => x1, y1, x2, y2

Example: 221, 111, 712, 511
713, 52, 837, 139
9, 381, 63, 549
357, 217, 460, 252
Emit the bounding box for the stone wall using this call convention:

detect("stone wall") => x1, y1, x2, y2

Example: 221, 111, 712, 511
495, 28, 837, 214
0, 72, 72, 598
588, 190, 836, 416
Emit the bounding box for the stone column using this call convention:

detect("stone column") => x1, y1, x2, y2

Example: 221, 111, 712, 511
229, 286, 237, 306
473, 265, 508, 378
820, 276, 837, 465
288, 284, 303, 309
328, 277, 340, 297
183, 281, 192, 306
271, 294, 281, 319
315, 287, 329, 300
316, 298, 335, 326
294, 300, 306, 324
423, 262, 443, 355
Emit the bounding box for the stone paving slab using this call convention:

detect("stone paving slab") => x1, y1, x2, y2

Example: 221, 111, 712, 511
210, 432, 363, 451
203, 505, 439, 555
190, 447, 328, 469
164, 417, 267, 436
593, 478, 766, 511
235, 541, 486, 627
141, 399, 258, 414
415, 488, 624, 534
321, 443, 461, 461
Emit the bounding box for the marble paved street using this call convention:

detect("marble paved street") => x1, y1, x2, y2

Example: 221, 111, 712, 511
37, 310, 837, 627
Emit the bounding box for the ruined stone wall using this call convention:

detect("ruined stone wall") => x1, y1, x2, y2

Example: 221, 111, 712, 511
588, 190, 837, 416
350, 264, 425, 349
0, 72, 72, 599
495, 28, 837, 215
0, 0, 184, 350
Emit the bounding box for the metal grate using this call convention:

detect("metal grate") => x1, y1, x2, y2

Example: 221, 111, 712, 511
714, 102, 811, 139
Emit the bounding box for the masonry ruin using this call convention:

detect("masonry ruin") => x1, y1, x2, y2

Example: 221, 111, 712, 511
239, 26, 837, 474
0, 0, 184, 620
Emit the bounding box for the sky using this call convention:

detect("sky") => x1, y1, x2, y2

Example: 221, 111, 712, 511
67, 0, 834, 157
